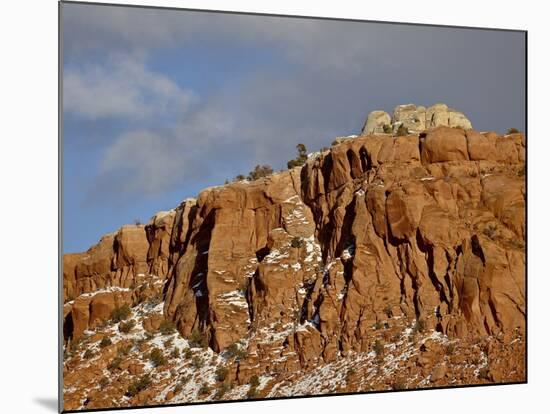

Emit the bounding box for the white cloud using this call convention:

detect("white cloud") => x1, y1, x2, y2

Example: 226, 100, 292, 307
64, 4, 524, 201
64, 54, 195, 120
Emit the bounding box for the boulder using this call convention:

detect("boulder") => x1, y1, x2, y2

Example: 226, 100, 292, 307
362, 110, 391, 134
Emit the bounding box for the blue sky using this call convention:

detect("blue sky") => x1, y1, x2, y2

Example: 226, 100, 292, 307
62, 3, 525, 253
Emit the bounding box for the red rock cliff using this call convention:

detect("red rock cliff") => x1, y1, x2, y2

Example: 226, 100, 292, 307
63, 126, 526, 370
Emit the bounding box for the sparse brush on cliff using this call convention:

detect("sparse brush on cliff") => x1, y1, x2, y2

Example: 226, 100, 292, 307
149, 348, 167, 367
192, 356, 204, 368
111, 304, 132, 322
214, 383, 232, 399
249, 375, 260, 387
170, 347, 180, 359
99, 337, 112, 348
247, 164, 273, 181
225, 342, 248, 361
99, 377, 109, 389
188, 330, 208, 349
507, 128, 520, 134
373, 340, 384, 357
159, 319, 176, 335
126, 375, 151, 397
287, 143, 308, 168
107, 356, 122, 371
119, 320, 136, 333
215, 366, 228, 382
483, 224, 498, 240
246, 386, 258, 399
198, 384, 211, 395
395, 124, 409, 136
413, 319, 426, 334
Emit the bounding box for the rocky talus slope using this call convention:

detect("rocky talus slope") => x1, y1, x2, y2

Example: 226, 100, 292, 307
63, 121, 526, 411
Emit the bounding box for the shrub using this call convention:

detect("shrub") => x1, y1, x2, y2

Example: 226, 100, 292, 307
395, 124, 409, 136
392, 379, 407, 390
147, 292, 163, 306
413, 318, 426, 333
184, 348, 193, 359
249, 375, 260, 387
373, 321, 383, 330
215, 366, 229, 382
171, 347, 180, 359
126, 375, 151, 397
507, 128, 520, 134
373, 339, 384, 357
445, 343, 456, 355
111, 304, 132, 322
225, 343, 248, 361
246, 386, 258, 399
99, 337, 112, 348
478, 365, 490, 380
192, 356, 204, 368
234, 174, 247, 182
119, 320, 136, 334
287, 144, 308, 169
198, 384, 211, 396
214, 383, 231, 399
290, 236, 304, 248
383, 124, 393, 134
159, 319, 176, 335
149, 348, 167, 367
188, 330, 208, 349
107, 356, 122, 371
247, 164, 274, 181
134, 219, 142, 225
163, 338, 174, 348
483, 224, 497, 240
99, 377, 109, 389
118, 343, 132, 356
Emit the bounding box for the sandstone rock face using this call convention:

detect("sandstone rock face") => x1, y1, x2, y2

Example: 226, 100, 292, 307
145, 210, 176, 277
63, 225, 149, 301
63, 122, 525, 410
161, 126, 523, 361
361, 103, 473, 135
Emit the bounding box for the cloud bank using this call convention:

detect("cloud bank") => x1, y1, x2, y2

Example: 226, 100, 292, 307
63, 3, 525, 203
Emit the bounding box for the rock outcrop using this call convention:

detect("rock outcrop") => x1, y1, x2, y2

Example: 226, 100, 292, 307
63, 116, 525, 410
361, 103, 473, 135
63, 225, 149, 301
